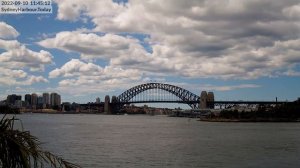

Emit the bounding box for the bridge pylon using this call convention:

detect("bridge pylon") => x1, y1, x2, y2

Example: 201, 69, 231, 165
199, 91, 215, 109
200, 91, 207, 109
207, 92, 215, 109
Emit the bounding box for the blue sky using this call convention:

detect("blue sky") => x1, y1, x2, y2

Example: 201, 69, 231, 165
1, 0, 300, 106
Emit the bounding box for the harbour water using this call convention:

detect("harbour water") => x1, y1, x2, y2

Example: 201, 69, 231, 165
12, 114, 300, 167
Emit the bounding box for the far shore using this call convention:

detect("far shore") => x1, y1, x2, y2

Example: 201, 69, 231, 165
22, 111, 101, 114
200, 118, 300, 122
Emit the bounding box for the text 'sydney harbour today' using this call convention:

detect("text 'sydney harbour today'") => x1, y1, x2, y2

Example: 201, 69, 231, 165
13, 114, 300, 168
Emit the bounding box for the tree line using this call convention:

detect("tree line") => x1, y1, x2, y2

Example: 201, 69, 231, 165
214, 99, 300, 121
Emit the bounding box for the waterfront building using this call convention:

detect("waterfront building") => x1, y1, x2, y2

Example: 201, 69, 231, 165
62, 102, 71, 111
31, 93, 38, 108
50, 92, 61, 107
104, 95, 110, 114
16, 95, 21, 101
50, 93, 56, 106
15, 100, 23, 108
25, 94, 31, 107
37, 96, 43, 109
96, 97, 100, 104
43, 93, 50, 108
56, 94, 61, 107
6, 95, 12, 105
6, 94, 21, 106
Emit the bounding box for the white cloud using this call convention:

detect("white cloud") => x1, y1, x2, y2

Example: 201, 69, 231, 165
38, 31, 147, 61
23, 76, 48, 85
56, 76, 142, 95
283, 3, 300, 19
282, 69, 300, 77
0, 67, 48, 86
49, 59, 103, 78
0, 22, 19, 39
51, 0, 300, 80
0, 39, 53, 71
49, 59, 262, 96
0, 22, 53, 86
200, 84, 261, 91
49, 59, 142, 80
54, 0, 125, 22
49, 59, 143, 94
0, 68, 27, 78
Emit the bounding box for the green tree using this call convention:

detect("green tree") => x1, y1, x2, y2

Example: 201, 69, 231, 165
0, 115, 80, 168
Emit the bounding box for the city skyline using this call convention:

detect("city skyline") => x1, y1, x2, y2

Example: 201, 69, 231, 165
5, 92, 61, 107
1, 0, 300, 104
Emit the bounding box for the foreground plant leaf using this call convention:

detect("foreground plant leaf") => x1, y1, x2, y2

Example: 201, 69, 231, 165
0, 115, 81, 168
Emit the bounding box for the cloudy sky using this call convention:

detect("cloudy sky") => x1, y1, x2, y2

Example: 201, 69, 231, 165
1, 0, 300, 104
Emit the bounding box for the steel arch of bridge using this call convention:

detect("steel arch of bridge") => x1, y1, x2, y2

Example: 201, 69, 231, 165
116, 83, 200, 109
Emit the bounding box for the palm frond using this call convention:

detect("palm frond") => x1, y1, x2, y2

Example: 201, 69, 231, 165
0, 115, 81, 168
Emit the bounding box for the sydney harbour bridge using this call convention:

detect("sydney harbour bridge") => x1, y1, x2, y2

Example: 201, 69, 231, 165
81, 82, 285, 114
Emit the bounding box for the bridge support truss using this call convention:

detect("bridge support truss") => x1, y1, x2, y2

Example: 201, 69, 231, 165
115, 83, 201, 110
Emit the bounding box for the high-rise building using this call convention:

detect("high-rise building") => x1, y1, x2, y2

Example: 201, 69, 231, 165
25, 94, 31, 106
43, 93, 50, 108
6, 94, 21, 106
16, 95, 21, 101
104, 95, 110, 114
50, 93, 56, 106
50, 93, 61, 107
6, 95, 12, 105
37, 96, 43, 108
96, 97, 100, 104
56, 94, 61, 106
31, 93, 38, 107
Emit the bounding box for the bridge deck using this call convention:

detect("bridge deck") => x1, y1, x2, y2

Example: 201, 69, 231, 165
213, 101, 288, 104
112, 100, 289, 105
79, 101, 290, 107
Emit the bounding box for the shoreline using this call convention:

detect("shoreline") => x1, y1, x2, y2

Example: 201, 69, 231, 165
3, 112, 300, 122
200, 118, 300, 122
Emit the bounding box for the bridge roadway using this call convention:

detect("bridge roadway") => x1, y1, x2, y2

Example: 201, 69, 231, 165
213, 100, 288, 105
80, 100, 289, 107
115, 100, 288, 105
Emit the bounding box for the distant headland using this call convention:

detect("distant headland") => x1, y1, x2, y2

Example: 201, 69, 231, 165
200, 98, 300, 122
